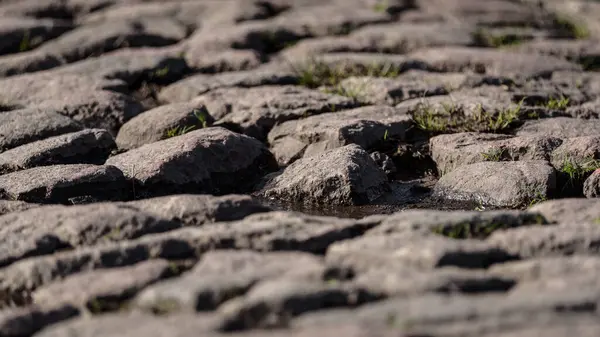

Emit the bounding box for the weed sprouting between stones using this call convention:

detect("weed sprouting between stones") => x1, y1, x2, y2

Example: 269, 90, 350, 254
545, 96, 570, 110
432, 222, 511, 239
472, 28, 528, 48
291, 57, 402, 89
552, 14, 590, 39
559, 156, 600, 185
481, 147, 507, 162
165, 108, 210, 139
411, 99, 525, 134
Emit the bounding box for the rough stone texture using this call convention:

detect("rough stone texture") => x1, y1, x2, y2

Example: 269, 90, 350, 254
106, 127, 278, 198
487, 223, 600, 258
32, 259, 174, 311
433, 161, 557, 208
124, 194, 272, 227
0, 72, 144, 135
115, 102, 214, 150
0, 1, 598, 336
0, 305, 79, 337
327, 233, 516, 271
529, 198, 600, 224
0, 200, 39, 216
0, 164, 130, 204
258, 144, 389, 206
516, 117, 600, 138
0, 129, 115, 174
0, 202, 180, 268
584, 169, 600, 198
430, 132, 562, 175
408, 46, 581, 79
134, 250, 325, 314
158, 65, 300, 104
0, 108, 83, 152
268, 105, 412, 165
366, 209, 547, 237
194, 86, 361, 141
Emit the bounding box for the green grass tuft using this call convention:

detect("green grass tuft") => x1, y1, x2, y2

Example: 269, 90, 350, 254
545, 96, 570, 110
292, 57, 401, 89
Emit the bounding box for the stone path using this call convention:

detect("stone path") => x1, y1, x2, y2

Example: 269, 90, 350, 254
1, 0, 600, 336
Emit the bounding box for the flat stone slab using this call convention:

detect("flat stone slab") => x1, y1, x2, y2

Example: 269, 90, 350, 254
0, 108, 83, 152
0, 129, 115, 174
432, 161, 557, 208
0, 164, 129, 204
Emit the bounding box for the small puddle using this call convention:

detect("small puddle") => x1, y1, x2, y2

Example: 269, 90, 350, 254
258, 179, 487, 219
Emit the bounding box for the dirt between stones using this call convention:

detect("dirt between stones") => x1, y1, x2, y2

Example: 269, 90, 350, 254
1, 0, 600, 336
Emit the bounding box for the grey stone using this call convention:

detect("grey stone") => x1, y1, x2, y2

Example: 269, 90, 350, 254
258, 144, 389, 206
0, 17, 72, 56
0, 202, 180, 268
327, 233, 516, 271
0, 164, 129, 204
516, 117, 600, 138
529, 198, 600, 224
430, 132, 561, 175
193, 86, 360, 141
0, 200, 39, 216
0, 17, 186, 74
267, 105, 411, 165
0, 108, 83, 153
0, 72, 144, 135
0, 129, 115, 174
489, 255, 600, 283
433, 161, 556, 208
106, 127, 278, 198
115, 102, 213, 150
366, 209, 548, 238
408, 46, 581, 79
158, 65, 300, 104
281, 22, 475, 58
0, 305, 79, 337
335, 72, 470, 105
201, 211, 381, 254
134, 250, 325, 313
487, 222, 600, 258
32, 259, 174, 311
124, 194, 272, 227
217, 278, 378, 331
584, 170, 600, 198
33, 312, 219, 337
